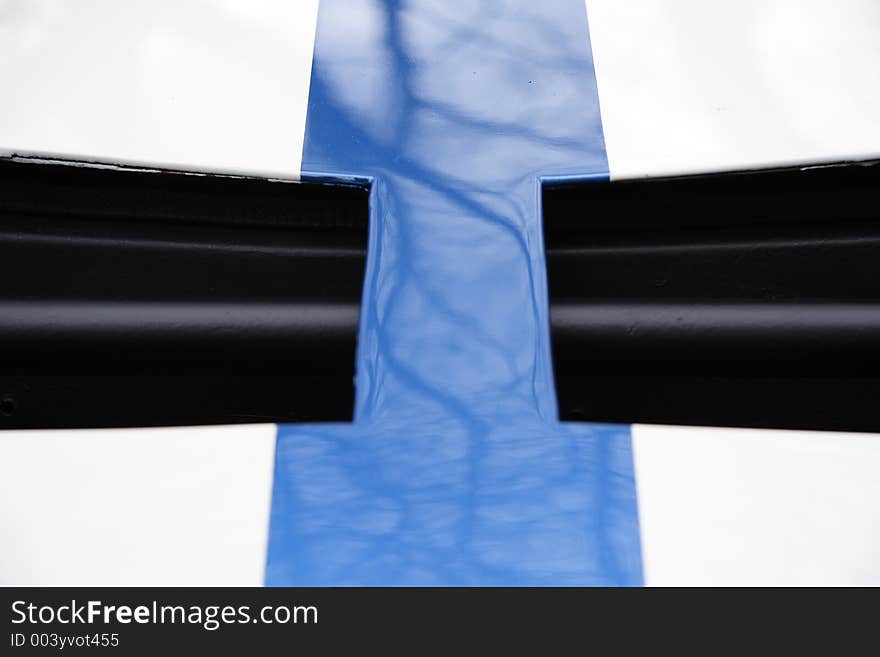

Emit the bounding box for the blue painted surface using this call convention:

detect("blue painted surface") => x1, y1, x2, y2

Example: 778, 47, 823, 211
267, 0, 642, 585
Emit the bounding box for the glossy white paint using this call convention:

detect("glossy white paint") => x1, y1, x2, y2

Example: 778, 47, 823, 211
0, 424, 277, 585
0, 0, 318, 179
632, 424, 880, 586
586, 0, 880, 179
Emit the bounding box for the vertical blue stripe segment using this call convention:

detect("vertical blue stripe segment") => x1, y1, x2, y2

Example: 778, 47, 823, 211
269, 422, 641, 586
267, 0, 643, 585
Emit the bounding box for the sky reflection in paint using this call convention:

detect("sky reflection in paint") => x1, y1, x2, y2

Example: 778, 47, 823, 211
267, 0, 642, 586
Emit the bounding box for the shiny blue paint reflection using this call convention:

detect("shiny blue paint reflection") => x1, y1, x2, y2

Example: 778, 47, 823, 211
270, 421, 639, 585
267, 0, 642, 585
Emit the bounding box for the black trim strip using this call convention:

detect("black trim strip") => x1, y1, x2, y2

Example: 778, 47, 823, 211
0, 160, 368, 427
546, 161, 880, 431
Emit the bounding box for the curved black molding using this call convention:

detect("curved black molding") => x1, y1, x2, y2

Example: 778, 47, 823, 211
0, 160, 368, 428
545, 161, 880, 431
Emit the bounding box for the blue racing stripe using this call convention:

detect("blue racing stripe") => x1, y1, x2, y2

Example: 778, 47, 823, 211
266, 0, 642, 585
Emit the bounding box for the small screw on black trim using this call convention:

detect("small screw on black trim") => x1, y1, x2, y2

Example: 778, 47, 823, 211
0, 395, 16, 417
